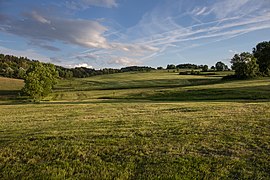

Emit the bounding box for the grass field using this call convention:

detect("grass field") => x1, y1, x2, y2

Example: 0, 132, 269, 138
0, 71, 270, 179
0, 77, 24, 101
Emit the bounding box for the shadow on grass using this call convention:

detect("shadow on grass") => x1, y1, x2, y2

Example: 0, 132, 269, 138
0, 90, 21, 101
54, 78, 221, 92
125, 84, 270, 102
1, 79, 270, 106
0, 90, 20, 96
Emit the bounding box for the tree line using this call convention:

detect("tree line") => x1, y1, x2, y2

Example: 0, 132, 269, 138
0, 54, 155, 79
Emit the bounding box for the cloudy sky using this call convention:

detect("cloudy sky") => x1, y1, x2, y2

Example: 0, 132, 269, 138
0, 0, 270, 69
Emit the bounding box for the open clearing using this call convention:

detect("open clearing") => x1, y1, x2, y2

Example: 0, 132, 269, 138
0, 71, 270, 179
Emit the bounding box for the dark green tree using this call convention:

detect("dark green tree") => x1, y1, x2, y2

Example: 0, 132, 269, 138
22, 62, 58, 100
253, 41, 270, 76
215, 61, 226, 71
230, 52, 259, 78
202, 65, 208, 72
166, 64, 176, 69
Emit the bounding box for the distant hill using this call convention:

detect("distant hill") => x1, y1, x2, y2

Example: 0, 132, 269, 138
0, 54, 155, 79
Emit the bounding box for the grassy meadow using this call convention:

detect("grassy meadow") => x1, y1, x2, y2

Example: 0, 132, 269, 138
0, 77, 24, 101
0, 71, 270, 179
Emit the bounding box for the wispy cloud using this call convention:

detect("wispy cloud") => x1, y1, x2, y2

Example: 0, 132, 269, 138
191, 7, 210, 16
28, 40, 61, 51
108, 57, 139, 66
30, 11, 51, 24
211, 0, 255, 19
66, 0, 117, 9
111, 0, 270, 63
229, 50, 238, 54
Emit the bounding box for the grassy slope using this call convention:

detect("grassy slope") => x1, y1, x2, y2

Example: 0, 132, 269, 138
49, 71, 270, 101
0, 77, 24, 100
0, 71, 270, 179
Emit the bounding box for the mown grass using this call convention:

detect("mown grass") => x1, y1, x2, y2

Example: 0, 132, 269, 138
0, 71, 270, 179
1, 102, 270, 179
49, 71, 270, 102
0, 77, 24, 100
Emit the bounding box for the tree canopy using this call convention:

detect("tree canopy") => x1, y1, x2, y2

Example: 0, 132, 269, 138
166, 64, 176, 69
253, 41, 270, 76
22, 62, 58, 100
230, 52, 259, 78
215, 61, 227, 71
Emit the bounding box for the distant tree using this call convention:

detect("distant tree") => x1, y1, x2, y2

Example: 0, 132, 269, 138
210, 66, 215, 70
230, 52, 259, 78
166, 64, 176, 69
157, 67, 163, 70
22, 62, 58, 100
253, 41, 270, 76
215, 61, 226, 71
202, 65, 208, 72
0, 54, 4, 60
64, 71, 73, 79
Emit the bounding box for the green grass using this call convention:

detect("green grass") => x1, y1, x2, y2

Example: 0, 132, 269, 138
49, 71, 270, 102
0, 77, 24, 101
0, 71, 270, 179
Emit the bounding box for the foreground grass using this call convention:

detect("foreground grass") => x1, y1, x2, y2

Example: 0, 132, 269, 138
0, 101, 270, 179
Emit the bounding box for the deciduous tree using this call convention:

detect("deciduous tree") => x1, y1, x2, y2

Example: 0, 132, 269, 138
230, 52, 259, 78
253, 41, 270, 76
215, 61, 226, 71
22, 62, 58, 100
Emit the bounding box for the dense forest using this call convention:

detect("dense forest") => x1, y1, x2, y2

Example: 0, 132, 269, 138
0, 54, 213, 79
0, 54, 154, 79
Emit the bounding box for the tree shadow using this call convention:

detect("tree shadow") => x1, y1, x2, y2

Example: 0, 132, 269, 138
54, 78, 222, 92
125, 84, 270, 102
1, 79, 270, 106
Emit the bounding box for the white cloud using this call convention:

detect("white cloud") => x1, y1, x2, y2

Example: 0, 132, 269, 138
31, 11, 51, 24
1, 12, 109, 49
108, 57, 139, 66
74, 63, 93, 68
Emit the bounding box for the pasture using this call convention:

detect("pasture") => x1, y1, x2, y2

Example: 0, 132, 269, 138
0, 71, 270, 179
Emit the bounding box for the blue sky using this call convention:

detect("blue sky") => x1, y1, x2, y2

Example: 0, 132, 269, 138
0, 0, 270, 69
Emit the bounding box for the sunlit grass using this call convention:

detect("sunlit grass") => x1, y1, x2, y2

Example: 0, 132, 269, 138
0, 102, 270, 179
0, 77, 24, 90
